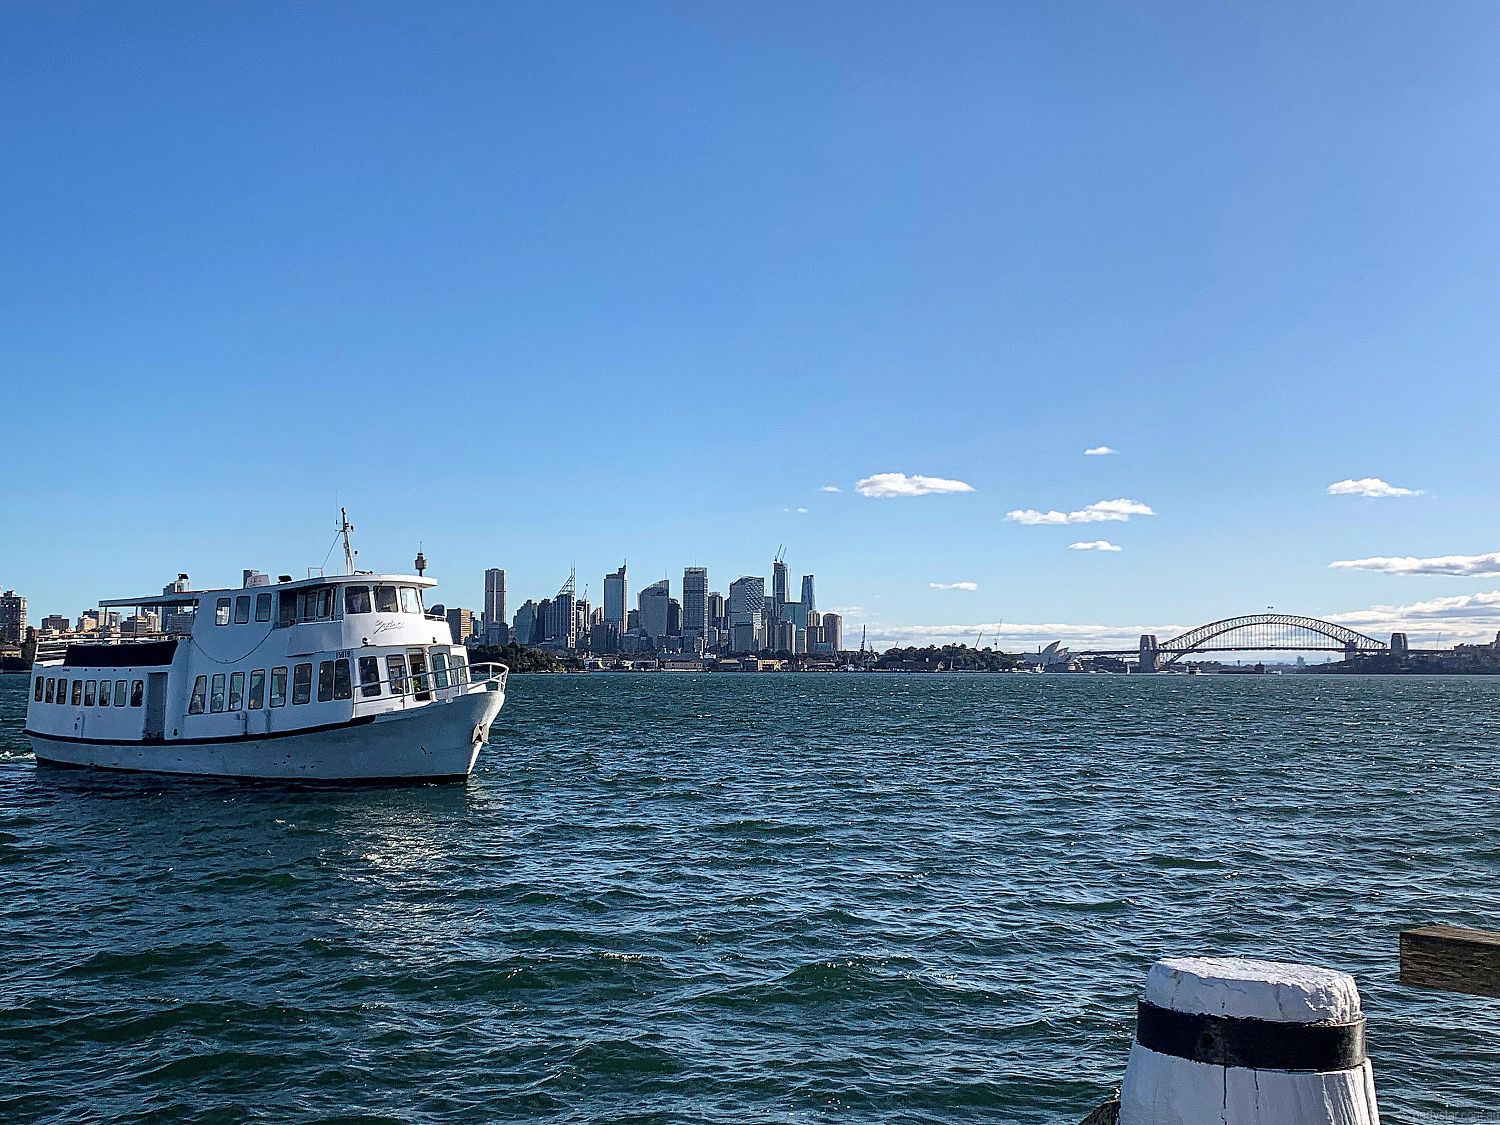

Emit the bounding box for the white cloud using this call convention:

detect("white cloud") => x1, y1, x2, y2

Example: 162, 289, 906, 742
1329, 551, 1500, 577
1069, 540, 1122, 552
783, 506, 809, 514
1006, 498, 1155, 525
1328, 478, 1423, 498
929, 581, 979, 591
819, 485, 841, 493
855, 472, 975, 498
1084, 446, 1118, 456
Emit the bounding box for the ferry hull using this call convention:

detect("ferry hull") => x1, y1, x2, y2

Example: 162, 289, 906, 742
28, 687, 505, 783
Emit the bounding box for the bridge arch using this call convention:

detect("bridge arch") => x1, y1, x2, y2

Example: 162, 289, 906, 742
1153, 613, 1387, 666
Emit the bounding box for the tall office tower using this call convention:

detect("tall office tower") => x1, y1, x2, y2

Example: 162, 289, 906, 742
822, 612, 843, 651
772, 557, 789, 621
682, 567, 708, 643
727, 576, 765, 653
512, 600, 539, 647
638, 579, 671, 642
0, 589, 28, 644
800, 574, 816, 614
604, 564, 628, 631
446, 607, 477, 645
707, 591, 726, 631
484, 568, 508, 644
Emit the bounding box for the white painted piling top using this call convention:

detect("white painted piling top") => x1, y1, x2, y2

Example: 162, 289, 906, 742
1144, 957, 1363, 1024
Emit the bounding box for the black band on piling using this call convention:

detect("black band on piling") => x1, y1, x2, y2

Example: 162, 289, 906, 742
1135, 1000, 1366, 1072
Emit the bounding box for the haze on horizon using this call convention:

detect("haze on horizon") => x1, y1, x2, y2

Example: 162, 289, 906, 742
2, 2, 1497, 651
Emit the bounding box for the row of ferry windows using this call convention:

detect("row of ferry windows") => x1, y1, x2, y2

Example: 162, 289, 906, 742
213, 585, 426, 627
185, 651, 468, 714
35, 677, 143, 708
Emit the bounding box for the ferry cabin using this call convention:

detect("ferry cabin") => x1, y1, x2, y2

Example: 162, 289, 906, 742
27, 574, 480, 746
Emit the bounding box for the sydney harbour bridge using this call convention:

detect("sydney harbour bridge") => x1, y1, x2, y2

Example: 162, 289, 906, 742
1069, 612, 1415, 672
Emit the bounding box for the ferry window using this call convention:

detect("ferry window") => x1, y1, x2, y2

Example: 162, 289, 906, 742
234, 596, 251, 625
451, 654, 468, 684
85, 681, 97, 707
374, 585, 399, 613
72, 681, 83, 706
248, 670, 266, 709
345, 585, 372, 614
189, 676, 208, 714
114, 681, 127, 707
333, 659, 352, 701
297, 586, 336, 622
216, 597, 231, 626
270, 667, 288, 708
400, 587, 420, 614
292, 663, 312, 705
228, 672, 245, 711
210, 674, 226, 713
317, 660, 335, 703
34, 678, 44, 703
431, 650, 451, 690
386, 654, 409, 695
44, 678, 54, 704
277, 593, 296, 628
131, 680, 144, 707
358, 656, 382, 697
99, 682, 111, 707
53, 679, 65, 704
255, 592, 272, 622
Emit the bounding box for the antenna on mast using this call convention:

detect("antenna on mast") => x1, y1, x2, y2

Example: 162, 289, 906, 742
338, 508, 357, 575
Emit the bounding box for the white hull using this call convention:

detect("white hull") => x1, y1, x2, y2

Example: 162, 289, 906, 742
30, 686, 505, 782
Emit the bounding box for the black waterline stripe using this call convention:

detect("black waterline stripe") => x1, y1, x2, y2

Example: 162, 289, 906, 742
1136, 999, 1366, 1072
22, 715, 378, 748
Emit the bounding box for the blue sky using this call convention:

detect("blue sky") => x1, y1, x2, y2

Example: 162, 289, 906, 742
2, 2, 1497, 648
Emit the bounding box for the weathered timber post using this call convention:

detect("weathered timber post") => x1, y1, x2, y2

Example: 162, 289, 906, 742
1097, 956, 1380, 1125
1399, 924, 1500, 999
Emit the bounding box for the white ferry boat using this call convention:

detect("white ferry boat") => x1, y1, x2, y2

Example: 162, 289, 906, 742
23, 531, 507, 782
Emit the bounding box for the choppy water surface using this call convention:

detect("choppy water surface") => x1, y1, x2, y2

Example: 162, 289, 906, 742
1, 672, 1497, 1123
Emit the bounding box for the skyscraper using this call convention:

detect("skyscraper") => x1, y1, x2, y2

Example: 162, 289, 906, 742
0, 589, 26, 645
800, 574, 816, 614
682, 567, 708, 643
771, 556, 789, 621
604, 564, 628, 632
512, 600, 539, 647
727, 576, 765, 653
638, 579, 671, 642
822, 612, 843, 651
484, 568, 507, 645
446, 607, 477, 645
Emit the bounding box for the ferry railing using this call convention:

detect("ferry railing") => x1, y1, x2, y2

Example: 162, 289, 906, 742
349, 661, 509, 713
31, 631, 191, 665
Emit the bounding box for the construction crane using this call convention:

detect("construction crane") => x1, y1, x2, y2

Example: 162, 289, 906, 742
974, 630, 985, 649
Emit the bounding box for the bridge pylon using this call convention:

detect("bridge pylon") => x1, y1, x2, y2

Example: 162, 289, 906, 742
1138, 634, 1159, 674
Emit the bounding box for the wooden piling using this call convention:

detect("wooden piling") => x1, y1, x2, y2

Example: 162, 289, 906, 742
1399, 925, 1500, 1000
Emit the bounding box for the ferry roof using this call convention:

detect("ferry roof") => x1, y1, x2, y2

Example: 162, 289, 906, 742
100, 573, 438, 608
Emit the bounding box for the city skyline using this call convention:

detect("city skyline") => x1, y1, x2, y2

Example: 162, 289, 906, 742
2, 4, 1498, 651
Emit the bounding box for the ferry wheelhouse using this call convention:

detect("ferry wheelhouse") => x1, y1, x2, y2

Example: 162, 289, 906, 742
24, 567, 507, 782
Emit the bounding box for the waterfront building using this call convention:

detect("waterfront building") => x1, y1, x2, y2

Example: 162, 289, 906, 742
604, 564, 627, 632
483, 568, 507, 645
638, 580, 671, 642
627, 608, 640, 632
682, 567, 708, 644
0, 589, 27, 644
446, 607, 477, 645
590, 620, 621, 655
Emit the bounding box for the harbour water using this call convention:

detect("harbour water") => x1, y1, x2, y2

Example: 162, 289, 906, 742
1, 672, 1496, 1123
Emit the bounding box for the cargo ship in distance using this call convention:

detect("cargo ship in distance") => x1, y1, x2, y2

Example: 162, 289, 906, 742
23, 518, 507, 782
